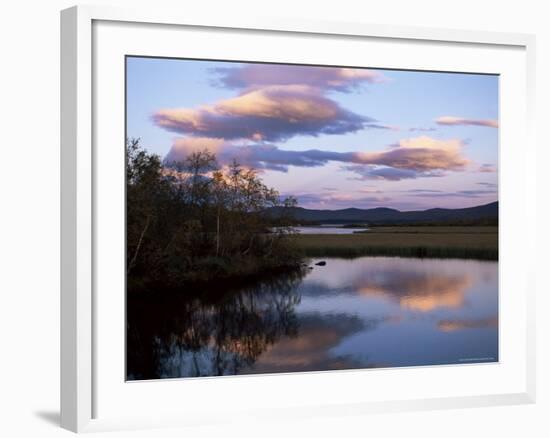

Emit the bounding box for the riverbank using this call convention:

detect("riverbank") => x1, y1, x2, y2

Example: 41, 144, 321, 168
128, 253, 305, 294
292, 226, 498, 260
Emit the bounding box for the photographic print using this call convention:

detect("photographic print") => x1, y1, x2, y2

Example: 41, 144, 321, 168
126, 57, 498, 381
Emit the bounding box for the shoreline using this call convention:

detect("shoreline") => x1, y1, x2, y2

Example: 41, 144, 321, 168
128, 226, 498, 294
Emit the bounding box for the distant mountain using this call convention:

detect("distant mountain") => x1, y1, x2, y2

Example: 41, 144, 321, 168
267, 201, 498, 225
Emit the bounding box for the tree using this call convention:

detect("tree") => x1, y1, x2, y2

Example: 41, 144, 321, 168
126, 138, 165, 274
126, 139, 302, 290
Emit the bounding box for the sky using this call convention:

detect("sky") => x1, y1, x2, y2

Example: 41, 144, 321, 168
126, 56, 498, 211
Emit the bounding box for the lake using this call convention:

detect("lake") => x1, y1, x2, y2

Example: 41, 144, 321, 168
127, 256, 498, 380
293, 226, 368, 234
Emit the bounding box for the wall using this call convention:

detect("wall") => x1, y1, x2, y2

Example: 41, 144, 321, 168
0, 0, 547, 436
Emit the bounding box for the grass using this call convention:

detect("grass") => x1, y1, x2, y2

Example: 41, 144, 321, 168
292, 226, 498, 260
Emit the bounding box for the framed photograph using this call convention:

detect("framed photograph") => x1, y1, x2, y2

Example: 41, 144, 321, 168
61, 5, 536, 433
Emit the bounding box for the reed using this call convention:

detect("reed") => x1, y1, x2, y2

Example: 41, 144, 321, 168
292, 227, 498, 260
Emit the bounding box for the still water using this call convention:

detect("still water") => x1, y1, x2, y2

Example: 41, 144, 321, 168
293, 226, 368, 234
127, 257, 498, 380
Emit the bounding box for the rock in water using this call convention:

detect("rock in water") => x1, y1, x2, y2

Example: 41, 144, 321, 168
315, 261, 327, 266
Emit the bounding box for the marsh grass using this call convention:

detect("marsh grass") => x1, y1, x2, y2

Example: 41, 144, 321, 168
292, 226, 498, 260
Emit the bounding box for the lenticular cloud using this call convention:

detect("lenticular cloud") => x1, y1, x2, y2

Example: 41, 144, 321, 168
153, 85, 375, 142
154, 62, 473, 182
435, 116, 498, 128
212, 64, 385, 92
164, 135, 470, 180
152, 63, 391, 143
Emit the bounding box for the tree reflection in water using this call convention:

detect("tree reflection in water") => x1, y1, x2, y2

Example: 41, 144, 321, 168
127, 269, 305, 380
128, 257, 499, 379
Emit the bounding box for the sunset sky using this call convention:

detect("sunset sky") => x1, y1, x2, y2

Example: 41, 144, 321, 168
126, 57, 498, 211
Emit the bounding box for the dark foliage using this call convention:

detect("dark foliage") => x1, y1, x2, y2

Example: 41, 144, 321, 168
126, 138, 301, 291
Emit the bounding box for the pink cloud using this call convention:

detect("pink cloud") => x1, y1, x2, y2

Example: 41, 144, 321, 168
355, 136, 470, 172
213, 64, 385, 91
435, 116, 498, 128
289, 192, 391, 209
153, 85, 378, 142
478, 163, 497, 173
165, 135, 470, 181
344, 166, 443, 181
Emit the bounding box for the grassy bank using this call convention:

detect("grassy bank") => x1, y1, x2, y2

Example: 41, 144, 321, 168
292, 226, 498, 260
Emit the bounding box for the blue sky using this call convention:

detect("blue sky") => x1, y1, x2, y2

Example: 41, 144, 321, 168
126, 56, 498, 210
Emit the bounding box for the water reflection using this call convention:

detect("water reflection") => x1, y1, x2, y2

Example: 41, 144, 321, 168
317, 258, 474, 312
243, 313, 380, 374
437, 317, 498, 332
127, 270, 303, 380
127, 257, 498, 380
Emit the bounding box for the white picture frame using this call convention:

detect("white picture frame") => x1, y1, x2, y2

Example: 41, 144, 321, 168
60, 4, 537, 433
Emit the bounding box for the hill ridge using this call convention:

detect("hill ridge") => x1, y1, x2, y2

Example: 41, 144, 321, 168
267, 201, 498, 225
